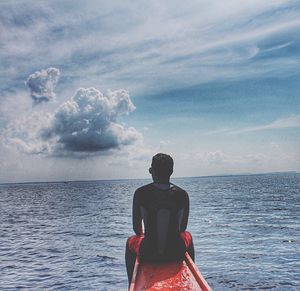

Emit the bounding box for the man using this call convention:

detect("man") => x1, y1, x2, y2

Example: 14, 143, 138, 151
125, 153, 195, 283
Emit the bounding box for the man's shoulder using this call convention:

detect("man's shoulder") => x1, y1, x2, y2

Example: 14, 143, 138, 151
135, 183, 153, 194
171, 183, 188, 195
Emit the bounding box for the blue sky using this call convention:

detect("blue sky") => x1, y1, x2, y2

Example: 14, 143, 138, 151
0, 0, 299, 182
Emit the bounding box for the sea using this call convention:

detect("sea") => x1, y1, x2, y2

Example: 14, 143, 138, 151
0, 173, 299, 290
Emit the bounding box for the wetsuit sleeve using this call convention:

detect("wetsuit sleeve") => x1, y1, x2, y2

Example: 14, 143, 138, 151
132, 190, 143, 235
181, 191, 189, 231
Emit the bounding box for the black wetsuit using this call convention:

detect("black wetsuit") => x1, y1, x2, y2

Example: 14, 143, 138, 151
133, 183, 189, 261
126, 183, 194, 282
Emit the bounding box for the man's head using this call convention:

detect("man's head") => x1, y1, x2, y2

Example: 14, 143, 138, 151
149, 153, 174, 182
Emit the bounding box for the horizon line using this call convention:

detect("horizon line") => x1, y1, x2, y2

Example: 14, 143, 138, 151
0, 171, 298, 186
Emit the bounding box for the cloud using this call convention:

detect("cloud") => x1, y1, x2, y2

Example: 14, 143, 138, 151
3, 86, 142, 157
230, 114, 300, 134
159, 140, 170, 151
25, 67, 60, 104
270, 142, 279, 150
42, 87, 140, 155
0, 1, 299, 98
180, 150, 230, 165
246, 153, 267, 164
2, 111, 53, 155
206, 150, 228, 164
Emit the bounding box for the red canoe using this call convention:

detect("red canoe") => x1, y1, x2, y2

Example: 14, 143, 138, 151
129, 252, 212, 291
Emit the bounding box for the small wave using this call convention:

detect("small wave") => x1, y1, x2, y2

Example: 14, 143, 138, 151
46, 248, 62, 254
282, 239, 296, 243
96, 255, 117, 262
72, 231, 92, 237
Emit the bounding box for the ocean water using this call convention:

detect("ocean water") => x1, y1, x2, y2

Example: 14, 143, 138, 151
0, 174, 299, 290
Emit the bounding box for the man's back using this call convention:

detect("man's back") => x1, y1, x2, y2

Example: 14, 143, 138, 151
133, 183, 189, 261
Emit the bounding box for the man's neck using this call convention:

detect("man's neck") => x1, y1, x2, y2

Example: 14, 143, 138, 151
153, 181, 172, 190
153, 177, 170, 183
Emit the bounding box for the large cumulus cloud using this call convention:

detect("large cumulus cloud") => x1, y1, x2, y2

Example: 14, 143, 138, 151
4, 86, 142, 157
26, 67, 60, 104
42, 87, 141, 155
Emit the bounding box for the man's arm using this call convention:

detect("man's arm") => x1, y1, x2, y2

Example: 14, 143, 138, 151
181, 191, 189, 231
132, 190, 143, 235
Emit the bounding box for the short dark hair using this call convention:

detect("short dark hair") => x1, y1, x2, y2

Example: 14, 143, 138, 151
151, 153, 173, 179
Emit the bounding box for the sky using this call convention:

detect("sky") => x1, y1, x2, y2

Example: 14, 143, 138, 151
0, 0, 299, 183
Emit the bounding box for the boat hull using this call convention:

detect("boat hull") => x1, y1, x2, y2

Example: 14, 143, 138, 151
129, 252, 212, 291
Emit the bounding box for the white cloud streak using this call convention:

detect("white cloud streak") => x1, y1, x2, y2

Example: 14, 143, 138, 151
0, 0, 299, 95
229, 114, 300, 134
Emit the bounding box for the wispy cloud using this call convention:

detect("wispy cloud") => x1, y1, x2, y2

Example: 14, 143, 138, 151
0, 0, 299, 96
229, 115, 300, 134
